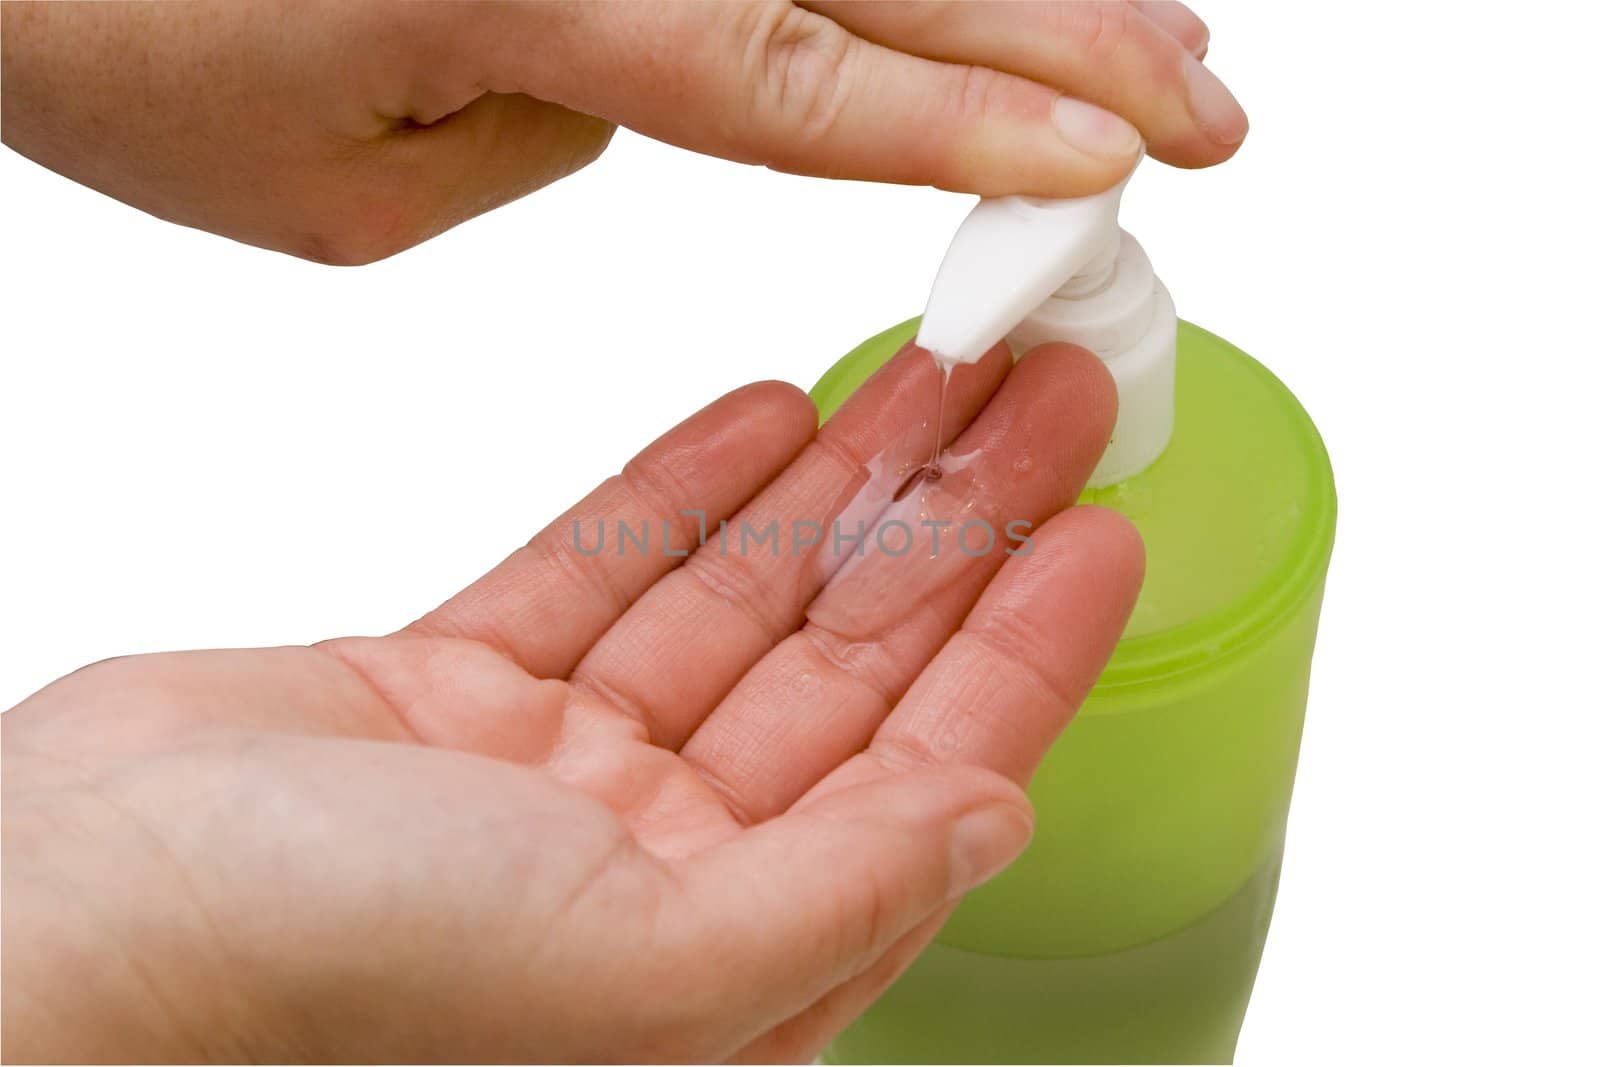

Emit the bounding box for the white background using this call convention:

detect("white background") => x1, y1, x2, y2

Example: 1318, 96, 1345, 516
3, 3, 1597, 1062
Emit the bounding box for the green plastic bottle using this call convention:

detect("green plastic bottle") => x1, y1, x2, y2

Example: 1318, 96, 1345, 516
813, 179, 1336, 1064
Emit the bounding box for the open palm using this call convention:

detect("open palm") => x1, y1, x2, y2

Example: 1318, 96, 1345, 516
2, 342, 1142, 1063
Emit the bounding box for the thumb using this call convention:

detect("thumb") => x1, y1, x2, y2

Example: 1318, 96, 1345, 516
663, 765, 1033, 1052
472, 2, 1142, 199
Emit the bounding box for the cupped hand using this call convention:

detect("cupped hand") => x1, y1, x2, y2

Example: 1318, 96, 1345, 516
1, 342, 1142, 1062
0, 0, 1242, 263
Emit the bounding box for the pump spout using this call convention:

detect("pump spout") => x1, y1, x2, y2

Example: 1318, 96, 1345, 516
915, 160, 1178, 487
915, 174, 1130, 365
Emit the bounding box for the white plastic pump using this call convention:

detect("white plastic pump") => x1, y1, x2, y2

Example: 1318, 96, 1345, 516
916, 167, 1177, 488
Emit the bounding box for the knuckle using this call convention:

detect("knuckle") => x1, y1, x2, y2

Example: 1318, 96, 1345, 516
951, 62, 1008, 123
1070, 1, 1138, 64
288, 228, 395, 268
870, 731, 942, 774
279, 160, 432, 266
810, 430, 873, 484
621, 451, 695, 525
800, 623, 898, 712
288, 197, 422, 266
549, 482, 636, 613
967, 626, 1079, 713
746, 4, 854, 149
830, 832, 916, 959
682, 548, 788, 648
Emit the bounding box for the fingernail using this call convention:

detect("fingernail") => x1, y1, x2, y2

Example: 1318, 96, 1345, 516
1183, 53, 1248, 146
948, 804, 1033, 897
1051, 96, 1143, 161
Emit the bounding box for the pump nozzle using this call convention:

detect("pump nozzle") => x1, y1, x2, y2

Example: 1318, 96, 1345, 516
916, 175, 1131, 365
914, 162, 1179, 487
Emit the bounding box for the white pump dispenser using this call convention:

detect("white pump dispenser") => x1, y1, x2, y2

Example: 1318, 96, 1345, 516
915, 168, 1177, 488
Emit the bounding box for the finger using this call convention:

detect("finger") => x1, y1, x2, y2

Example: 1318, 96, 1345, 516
664, 765, 1032, 1056
411, 381, 816, 678
1132, 0, 1211, 59
679, 345, 1116, 823
570, 342, 1011, 748
824, 503, 1144, 796
802, 0, 1246, 167
470, 1, 1142, 199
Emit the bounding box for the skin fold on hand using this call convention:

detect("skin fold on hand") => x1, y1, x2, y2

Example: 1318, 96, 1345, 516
1, 342, 1144, 1063
0, 0, 1244, 264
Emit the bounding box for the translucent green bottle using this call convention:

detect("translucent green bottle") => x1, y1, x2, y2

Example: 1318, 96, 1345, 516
814, 180, 1336, 1063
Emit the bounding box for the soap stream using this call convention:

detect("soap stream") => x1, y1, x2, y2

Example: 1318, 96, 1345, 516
930, 357, 952, 478
893, 355, 956, 502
